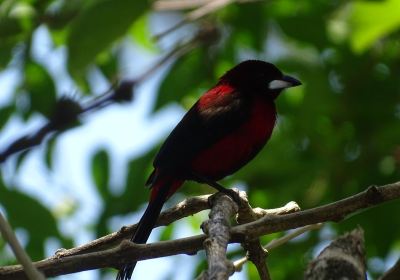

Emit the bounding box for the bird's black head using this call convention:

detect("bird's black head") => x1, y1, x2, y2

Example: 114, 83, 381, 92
220, 60, 301, 99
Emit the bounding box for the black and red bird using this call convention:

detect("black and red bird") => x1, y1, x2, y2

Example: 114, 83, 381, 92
117, 60, 301, 280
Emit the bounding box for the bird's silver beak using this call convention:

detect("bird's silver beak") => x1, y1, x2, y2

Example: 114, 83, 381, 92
268, 75, 302, 90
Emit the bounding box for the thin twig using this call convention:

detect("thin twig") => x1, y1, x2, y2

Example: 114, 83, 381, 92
266, 223, 323, 251
153, 0, 261, 11
233, 223, 323, 271
154, 0, 213, 11
154, 0, 234, 40
0, 211, 45, 280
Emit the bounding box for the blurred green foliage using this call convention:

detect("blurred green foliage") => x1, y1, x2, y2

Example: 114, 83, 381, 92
0, 0, 400, 279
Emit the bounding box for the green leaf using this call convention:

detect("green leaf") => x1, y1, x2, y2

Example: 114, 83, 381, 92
0, 39, 16, 69
97, 50, 118, 81
24, 62, 57, 117
223, 3, 268, 51
349, 0, 400, 53
91, 149, 110, 201
95, 147, 156, 237
0, 105, 14, 129
122, 148, 156, 208
44, 137, 57, 170
0, 182, 64, 260
155, 49, 214, 111
130, 14, 157, 52
45, 0, 82, 30
159, 224, 174, 241
67, 0, 149, 74
0, 17, 24, 38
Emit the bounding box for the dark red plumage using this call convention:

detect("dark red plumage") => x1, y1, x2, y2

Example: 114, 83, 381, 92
117, 60, 301, 280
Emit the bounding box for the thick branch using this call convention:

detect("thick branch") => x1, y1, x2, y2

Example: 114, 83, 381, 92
198, 194, 238, 279
230, 183, 400, 240
1, 182, 399, 279
52, 193, 294, 259
305, 228, 366, 280
57, 195, 211, 257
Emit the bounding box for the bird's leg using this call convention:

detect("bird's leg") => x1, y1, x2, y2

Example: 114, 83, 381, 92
191, 173, 241, 205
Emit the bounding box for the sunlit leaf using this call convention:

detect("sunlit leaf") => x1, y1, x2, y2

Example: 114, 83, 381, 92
159, 224, 174, 241
349, 0, 400, 53
130, 14, 157, 52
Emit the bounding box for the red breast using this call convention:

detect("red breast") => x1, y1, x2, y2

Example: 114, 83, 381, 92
190, 95, 276, 179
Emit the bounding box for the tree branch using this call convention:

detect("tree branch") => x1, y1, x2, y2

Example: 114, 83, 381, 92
154, 0, 233, 40
0, 182, 399, 279
153, 0, 260, 11
233, 223, 323, 271
197, 194, 238, 279
230, 183, 400, 240
305, 227, 366, 280
380, 259, 400, 280
56, 195, 211, 257
235, 190, 274, 280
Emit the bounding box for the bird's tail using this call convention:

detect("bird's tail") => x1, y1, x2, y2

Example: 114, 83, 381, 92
116, 177, 183, 280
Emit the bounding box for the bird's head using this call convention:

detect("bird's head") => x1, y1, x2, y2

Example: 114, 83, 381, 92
220, 60, 301, 99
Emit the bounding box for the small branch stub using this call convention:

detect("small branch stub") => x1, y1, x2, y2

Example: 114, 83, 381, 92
235, 190, 273, 280
304, 227, 366, 280
380, 259, 400, 280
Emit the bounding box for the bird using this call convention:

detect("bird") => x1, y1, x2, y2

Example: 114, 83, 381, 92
116, 60, 301, 280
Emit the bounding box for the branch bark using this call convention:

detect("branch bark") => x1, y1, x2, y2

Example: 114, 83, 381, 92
380, 259, 400, 280
0, 182, 399, 279
235, 190, 274, 280
233, 223, 322, 271
230, 183, 400, 240
57, 195, 211, 257
305, 228, 366, 280
197, 194, 238, 279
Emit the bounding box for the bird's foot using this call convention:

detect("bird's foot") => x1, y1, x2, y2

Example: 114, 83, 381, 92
191, 172, 242, 205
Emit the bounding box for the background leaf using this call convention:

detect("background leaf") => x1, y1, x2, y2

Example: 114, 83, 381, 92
67, 0, 149, 74
23, 61, 57, 117
91, 149, 110, 201
349, 0, 400, 53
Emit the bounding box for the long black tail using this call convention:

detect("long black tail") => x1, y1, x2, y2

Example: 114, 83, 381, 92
116, 183, 170, 280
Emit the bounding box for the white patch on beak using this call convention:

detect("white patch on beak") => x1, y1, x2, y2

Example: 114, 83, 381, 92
268, 80, 294, 90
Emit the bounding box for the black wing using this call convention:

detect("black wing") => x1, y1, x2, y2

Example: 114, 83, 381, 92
153, 90, 250, 176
